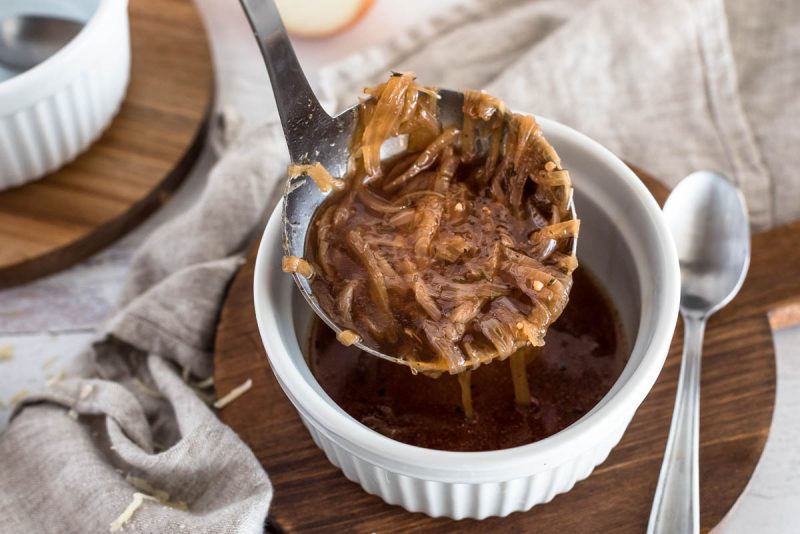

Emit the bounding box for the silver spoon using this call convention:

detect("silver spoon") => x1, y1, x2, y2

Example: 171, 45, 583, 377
0, 15, 83, 72
648, 170, 750, 534
239, 0, 576, 366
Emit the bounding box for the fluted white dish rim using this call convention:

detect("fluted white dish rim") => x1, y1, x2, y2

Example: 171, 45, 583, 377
0, 0, 127, 112
254, 116, 680, 483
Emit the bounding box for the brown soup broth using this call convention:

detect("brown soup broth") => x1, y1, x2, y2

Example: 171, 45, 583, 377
307, 266, 627, 452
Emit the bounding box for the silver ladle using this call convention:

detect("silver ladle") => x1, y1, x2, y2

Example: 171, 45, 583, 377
0, 15, 83, 72
239, 0, 576, 366
648, 170, 750, 534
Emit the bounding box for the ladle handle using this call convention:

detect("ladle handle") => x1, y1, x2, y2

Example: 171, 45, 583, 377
647, 314, 704, 534
239, 0, 331, 161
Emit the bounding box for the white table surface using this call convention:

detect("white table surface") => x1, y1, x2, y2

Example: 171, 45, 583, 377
0, 1, 797, 531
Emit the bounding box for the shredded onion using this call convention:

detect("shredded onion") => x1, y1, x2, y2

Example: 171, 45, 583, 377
288, 162, 344, 193
296, 73, 578, 374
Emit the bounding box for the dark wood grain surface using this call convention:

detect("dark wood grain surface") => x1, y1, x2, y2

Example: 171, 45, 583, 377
214, 168, 788, 533
0, 0, 213, 288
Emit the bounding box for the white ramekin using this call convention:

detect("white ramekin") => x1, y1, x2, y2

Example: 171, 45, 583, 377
0, 0, 130, 190
254, 117, 681, 519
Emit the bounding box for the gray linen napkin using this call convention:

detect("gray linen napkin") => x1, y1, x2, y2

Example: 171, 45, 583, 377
0, 122, 287, 533
1, 0, 797, 531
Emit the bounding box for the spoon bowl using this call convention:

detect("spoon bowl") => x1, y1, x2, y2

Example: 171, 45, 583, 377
0, 15, 83, 72
663, 170, 750, 317
280, 89, 579, 367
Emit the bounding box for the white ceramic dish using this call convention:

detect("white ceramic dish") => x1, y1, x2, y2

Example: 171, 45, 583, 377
0, 0, 130, 190
254, 117, 681, 519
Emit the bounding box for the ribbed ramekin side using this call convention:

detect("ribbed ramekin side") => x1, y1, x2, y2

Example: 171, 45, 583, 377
0, 118, 26, 188
294, 408, 636, 520
0, 2, 130, 191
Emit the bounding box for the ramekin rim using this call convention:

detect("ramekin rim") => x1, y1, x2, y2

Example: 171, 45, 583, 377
0, 0, 128, 99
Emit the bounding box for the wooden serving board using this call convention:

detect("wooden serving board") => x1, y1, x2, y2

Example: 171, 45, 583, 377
214, 169, 790, 533
0, 0, 213, 288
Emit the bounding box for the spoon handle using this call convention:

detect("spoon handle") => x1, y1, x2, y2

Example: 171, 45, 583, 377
647, 314, 705, 534
239, 0, 331, 161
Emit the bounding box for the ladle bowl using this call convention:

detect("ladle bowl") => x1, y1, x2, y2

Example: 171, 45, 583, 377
240, 0, 576, 366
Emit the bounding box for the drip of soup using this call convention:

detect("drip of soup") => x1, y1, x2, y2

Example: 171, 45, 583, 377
308, 267, 627, 452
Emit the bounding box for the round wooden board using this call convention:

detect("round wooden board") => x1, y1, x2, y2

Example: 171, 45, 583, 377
0, 0, 213, 288
215, 168, 782, 533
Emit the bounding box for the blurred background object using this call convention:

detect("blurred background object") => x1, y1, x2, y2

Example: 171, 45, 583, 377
275, 0, 374, 38
0, 0, 130, 191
